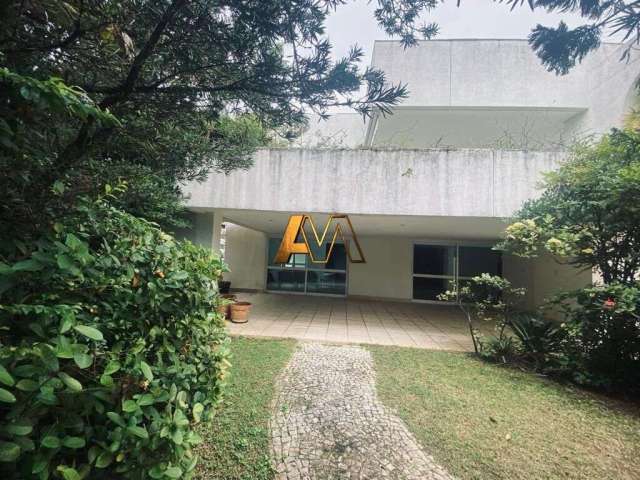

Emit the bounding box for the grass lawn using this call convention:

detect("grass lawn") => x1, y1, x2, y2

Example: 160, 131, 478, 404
370, 346, 640, 480
195, 336, 296, 480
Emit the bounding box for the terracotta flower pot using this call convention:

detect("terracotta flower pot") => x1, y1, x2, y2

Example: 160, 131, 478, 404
216, 294, 237, 319
230, 302, 252, 323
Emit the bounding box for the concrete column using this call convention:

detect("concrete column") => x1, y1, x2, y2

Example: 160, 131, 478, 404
211, 210, 224, 257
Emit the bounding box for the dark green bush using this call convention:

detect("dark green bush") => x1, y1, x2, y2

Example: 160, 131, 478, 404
510, 313, 565, 370
477, 335, 519, 364
0, 192, 229, 479
557, 283, 640, 391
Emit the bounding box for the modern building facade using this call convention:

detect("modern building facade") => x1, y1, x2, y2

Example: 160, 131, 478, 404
180, 39, 640, 308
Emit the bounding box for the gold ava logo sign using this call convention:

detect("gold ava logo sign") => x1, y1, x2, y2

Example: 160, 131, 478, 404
273, 214, 366, 265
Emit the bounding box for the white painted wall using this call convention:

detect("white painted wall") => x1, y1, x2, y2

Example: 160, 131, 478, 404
223, 223, 267, 291
348, 237, 412, 300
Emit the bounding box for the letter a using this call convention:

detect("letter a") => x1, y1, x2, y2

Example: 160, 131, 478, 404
273, 215, 309, 264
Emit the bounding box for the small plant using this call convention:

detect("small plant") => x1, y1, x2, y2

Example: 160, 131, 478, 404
439, 273, 525, 356
510, 313, 565, 370
478, 335, 519, 363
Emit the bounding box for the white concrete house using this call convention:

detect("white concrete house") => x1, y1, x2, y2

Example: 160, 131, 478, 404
180, 39, 639, 308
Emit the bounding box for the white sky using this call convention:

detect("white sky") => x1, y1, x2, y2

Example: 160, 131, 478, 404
324, 0, 603, 65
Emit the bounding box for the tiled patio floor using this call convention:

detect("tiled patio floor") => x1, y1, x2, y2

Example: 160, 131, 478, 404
225, 293, 496, 351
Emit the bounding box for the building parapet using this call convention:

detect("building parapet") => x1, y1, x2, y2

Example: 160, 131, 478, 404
184, 147, 565, 218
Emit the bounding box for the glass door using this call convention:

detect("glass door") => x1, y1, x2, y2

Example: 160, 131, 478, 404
412, 244, 502, 302
412, 244, 457, 302
266, 237, 347, 296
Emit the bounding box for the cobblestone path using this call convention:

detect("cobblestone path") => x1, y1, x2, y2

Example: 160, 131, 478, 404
270, 342, 454, 480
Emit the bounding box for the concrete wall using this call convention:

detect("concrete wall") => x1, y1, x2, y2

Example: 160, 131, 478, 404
185, 148, 562, 219
348, 237, 412, 300
503, 253, 593, 312
223, 223, 267, 291
173, 212, 213, 249
370, 40, 639, 134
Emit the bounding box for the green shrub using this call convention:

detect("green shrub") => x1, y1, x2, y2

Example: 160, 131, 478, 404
477, 335, 519, 364
510, 313, 565, 370
0, 192, 229, 479
439, 273, 525, 355
556, 283, 640, 391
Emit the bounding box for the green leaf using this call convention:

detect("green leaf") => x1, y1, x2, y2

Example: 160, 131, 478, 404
100, 374, 114, 387
62, 436, 85, 449
60, 467, 81, 480
106, 412, 125, 428
140, 361, 153, 381
31, 457, 48, 474
59, 311, 75, 333
137, 394, 155, 406
73, 325, 103, 341
11, 259, 42, 272
0, 365, 15, 387
165, 466, 183, 479
171, 429, 183, 445
41, 436, 61, 449
73, 352, 93, 369
122, 400, 137, 413
16, 379, 39, 392
39, 343, 60, 371
58, 372, 82, 392
54, 337, 73, 360
95, 451, 113, 468
0, 388, 16, 403
0, 441, 20, 462
104, 360, 120, 375
5, 421, 32, 436
126, 426, 148, 439
192, 402, 204, 423
56, 254, 76, 272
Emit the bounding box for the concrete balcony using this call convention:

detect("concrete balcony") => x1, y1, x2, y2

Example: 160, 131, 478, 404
184, 147, 565, 220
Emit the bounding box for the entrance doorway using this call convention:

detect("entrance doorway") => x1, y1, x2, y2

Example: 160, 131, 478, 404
412, 243, 502, 302
266, 237, 347, 296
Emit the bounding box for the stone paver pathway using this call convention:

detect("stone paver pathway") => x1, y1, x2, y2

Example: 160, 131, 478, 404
270, 342, 454, 480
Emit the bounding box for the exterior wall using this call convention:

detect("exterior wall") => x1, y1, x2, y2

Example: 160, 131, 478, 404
370, 40, 638, 135
173, 212, 213, 249
503, 253, 592, 312
223, 223, 267, 291
293, 113, 368, 148
348, 237, 412, 300
529, 254, 593, 311
185, 148, 562, 219
372, 40, 587, 109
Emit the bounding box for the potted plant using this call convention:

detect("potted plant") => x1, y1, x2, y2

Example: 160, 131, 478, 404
218, 280, 231, 294
230, 301, 252, 323
215, 294, 237, 319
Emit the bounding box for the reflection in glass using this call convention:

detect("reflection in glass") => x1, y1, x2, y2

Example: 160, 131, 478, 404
412, 277, 454, 301
266, 269, 305, 292
413, 245, 456, 276
458, 246, 502, 277
306, 270, 346, 295
266, 237, 347, 295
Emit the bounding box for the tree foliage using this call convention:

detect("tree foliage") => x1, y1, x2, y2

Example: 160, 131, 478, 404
498, 128, 640, 392
0, 0, 443, 232
499, 128, 640, 285
495, 0, 640, 74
